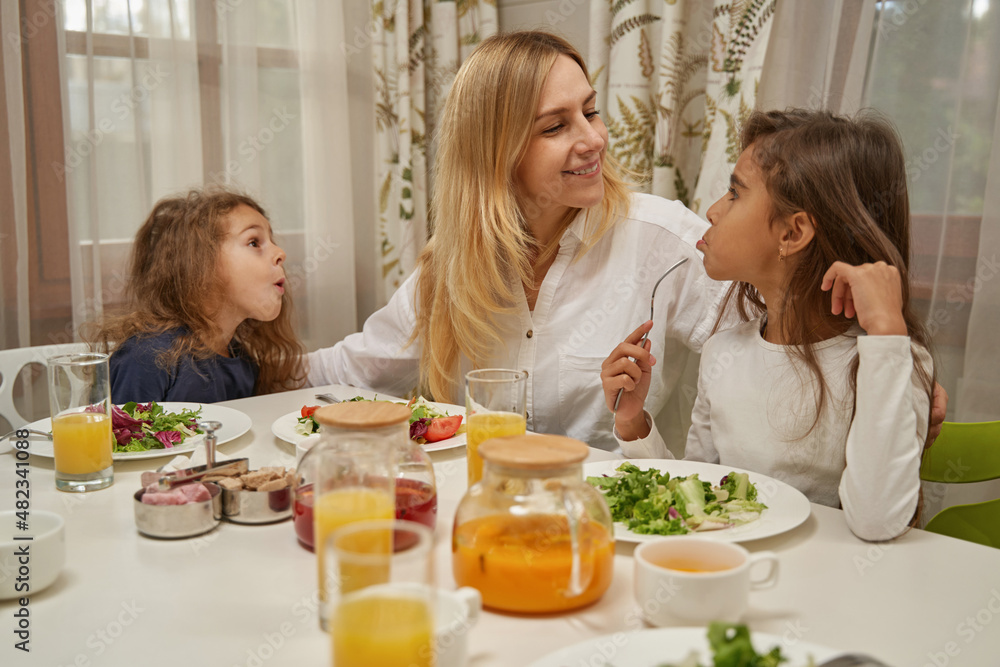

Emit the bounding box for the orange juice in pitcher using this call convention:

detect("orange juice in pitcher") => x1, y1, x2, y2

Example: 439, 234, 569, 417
451, 434, 615, 613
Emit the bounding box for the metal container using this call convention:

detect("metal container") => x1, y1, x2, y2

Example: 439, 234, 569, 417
221, 485, 293, 524
133, 483, 222, 539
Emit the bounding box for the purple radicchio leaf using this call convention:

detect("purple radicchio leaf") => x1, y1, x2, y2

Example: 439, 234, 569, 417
153, 431, 183, 448
111, 405, 145, 430
114, 428, 137, 447
668, 507, 681, 520
409, 418, 430, 441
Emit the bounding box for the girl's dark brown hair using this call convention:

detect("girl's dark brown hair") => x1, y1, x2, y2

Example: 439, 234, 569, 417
86, 188, 306, 394
716, 108, 934, 434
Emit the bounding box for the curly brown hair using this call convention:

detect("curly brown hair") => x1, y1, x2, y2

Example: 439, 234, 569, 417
85, 188, 306, 395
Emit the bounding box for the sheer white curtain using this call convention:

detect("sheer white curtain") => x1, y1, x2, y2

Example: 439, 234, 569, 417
864, 0, 1000, 515
55, 0, 356, 350
756, 0, 877, 115
371, 0, 497, 307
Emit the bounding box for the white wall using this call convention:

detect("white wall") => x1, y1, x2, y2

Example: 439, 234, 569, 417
499, 0, 591, 63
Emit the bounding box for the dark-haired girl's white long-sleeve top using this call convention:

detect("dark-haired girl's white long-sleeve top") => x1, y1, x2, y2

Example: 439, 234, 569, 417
618, 318, 932, 541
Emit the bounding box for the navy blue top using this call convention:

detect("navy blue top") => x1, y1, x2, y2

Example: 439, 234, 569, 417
109, 330, 257, 404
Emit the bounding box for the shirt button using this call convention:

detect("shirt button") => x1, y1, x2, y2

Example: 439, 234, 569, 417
526, 330, 533, 338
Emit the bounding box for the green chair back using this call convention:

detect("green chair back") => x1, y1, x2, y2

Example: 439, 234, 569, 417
920, 420, 1000, 548
923, 498, 1000, 548
920, 421, 1000, 483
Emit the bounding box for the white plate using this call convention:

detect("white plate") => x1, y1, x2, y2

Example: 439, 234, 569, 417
528, 627, 841, 667
20, 403, 252, 461
271, 401, 468, 453
584, 459, 811, 543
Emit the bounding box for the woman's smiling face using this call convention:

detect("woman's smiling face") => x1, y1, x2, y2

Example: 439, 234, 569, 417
515, 54, 608, 230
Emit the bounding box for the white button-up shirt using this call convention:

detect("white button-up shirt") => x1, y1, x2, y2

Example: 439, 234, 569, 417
307, 193, 727, 451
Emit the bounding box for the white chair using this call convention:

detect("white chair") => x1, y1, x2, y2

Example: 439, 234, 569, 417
0, 342, 90, 429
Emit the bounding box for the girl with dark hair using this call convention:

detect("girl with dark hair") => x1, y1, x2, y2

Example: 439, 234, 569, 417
88, 188, 306, 402
602, 109, 934, 540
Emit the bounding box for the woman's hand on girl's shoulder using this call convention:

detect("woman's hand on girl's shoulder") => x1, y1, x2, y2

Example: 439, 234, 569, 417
821, 261, 907, 336
601, 320, 655, 440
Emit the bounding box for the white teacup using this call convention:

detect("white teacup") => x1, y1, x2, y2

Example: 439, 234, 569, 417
633, 537, 778, 626
0, 510, 66, 600
434, 587, 482, 667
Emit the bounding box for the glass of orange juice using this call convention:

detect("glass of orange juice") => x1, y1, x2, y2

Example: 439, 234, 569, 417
47, 353, 114, 493
328, 520, 435, 667
310, 405, 403, 631
464, 369, 527, 486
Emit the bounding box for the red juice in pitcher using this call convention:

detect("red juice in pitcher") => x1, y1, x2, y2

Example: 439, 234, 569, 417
394, 478, 437, 551
293, 483, 315, 551
395, 478, 437, 529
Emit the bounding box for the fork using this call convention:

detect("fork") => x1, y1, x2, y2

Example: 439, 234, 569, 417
1, 428, 52, 442
315, 393, 342, 404
818, 654, 892, 667
612, 257, 689, 412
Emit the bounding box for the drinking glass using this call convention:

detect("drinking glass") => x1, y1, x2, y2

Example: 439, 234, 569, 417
47, 353, 114, 492
313, 434, 396, 631
464, 369, 527, 486
328, 520, 435, 667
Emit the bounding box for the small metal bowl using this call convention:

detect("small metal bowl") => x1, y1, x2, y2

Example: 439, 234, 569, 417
133, 483, 222, 539
221, 485, 293, 524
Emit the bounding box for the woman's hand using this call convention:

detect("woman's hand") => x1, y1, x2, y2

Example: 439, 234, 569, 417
601, 320, 656, 440
821, 261, 907, 335
926, 381, 949, 448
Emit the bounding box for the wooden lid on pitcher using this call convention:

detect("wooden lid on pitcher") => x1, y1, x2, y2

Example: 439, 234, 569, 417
478, 434, 588, 469
314, 401, 411, 429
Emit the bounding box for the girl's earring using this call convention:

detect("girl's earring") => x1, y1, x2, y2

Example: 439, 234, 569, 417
778, 245, 785, 263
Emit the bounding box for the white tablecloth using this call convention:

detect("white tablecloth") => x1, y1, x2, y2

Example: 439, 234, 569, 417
4, 384, 1000, 666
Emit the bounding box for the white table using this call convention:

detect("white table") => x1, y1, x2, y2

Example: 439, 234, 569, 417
5, 384, 1000, 666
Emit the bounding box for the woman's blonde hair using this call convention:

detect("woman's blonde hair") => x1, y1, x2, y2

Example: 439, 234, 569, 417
414, 30, 633, 400
86, 188, 306, 395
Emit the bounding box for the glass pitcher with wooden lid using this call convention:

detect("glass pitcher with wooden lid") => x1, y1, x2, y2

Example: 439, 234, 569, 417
451, 433, 614, 613
293, 401, 437, 551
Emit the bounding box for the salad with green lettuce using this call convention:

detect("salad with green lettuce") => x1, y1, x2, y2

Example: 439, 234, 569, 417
586, 462, 767, 535
111, 402, 202, 453
659, 622, 811, 667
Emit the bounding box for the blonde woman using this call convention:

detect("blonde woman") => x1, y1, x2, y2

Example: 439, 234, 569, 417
308, 31, 725, 451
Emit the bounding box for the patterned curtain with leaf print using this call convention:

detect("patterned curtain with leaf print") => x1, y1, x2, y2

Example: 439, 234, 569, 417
589, 0, 776, 214
372, 0, 498, 307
